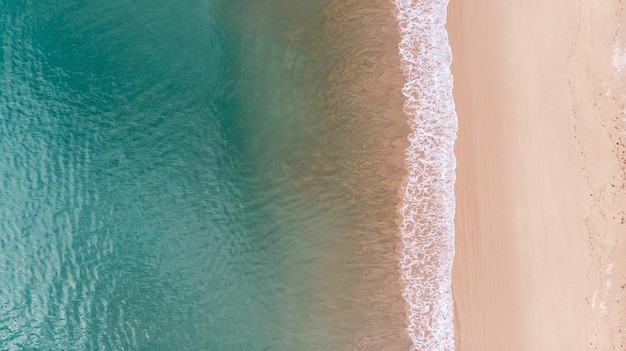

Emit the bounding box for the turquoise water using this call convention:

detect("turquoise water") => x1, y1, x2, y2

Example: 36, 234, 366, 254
1, 0, 411, 350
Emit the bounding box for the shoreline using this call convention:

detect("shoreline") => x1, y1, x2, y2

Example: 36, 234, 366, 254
390, 0, 458, 349
448, 0, 626, 349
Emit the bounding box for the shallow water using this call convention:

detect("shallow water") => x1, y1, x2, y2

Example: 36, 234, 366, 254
1, 0, 410, 350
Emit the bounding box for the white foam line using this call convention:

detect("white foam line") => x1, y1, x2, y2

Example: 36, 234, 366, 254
393, 0, 458, 350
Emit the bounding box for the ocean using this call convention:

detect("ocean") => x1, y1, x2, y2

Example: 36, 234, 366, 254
0, 0, 456, 350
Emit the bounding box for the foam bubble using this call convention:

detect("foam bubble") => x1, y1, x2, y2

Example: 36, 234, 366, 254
393, 0, 457, 350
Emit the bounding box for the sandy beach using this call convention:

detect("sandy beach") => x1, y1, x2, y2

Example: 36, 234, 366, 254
448, 0, 626, 349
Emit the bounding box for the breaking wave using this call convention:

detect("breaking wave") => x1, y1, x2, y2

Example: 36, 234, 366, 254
394, 0, 458, 350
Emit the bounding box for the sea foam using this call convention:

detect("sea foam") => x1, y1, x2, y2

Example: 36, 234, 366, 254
394, 0, 457, 350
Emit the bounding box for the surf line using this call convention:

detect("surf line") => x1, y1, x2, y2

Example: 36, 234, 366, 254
394, 0, 458, 350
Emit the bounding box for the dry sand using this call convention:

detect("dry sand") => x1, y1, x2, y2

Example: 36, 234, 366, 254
448, 0, 626, 349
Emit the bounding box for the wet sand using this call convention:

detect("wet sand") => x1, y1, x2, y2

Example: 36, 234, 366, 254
448, 0, 626, 349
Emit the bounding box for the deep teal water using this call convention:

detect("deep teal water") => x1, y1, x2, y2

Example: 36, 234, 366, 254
0, 1, 365, 349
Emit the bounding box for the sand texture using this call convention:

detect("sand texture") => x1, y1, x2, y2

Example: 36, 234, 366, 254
448, 0, 626, 349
